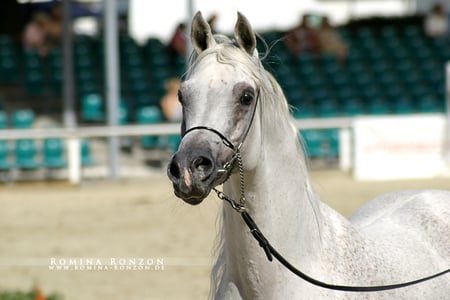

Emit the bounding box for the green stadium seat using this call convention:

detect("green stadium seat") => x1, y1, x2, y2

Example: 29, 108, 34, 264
0, 35, 14, 47
0, 140, 12, 171
48, 47, 62, 68
173, 54, 186, 77
0, 50, 18, 84
149, 66, 172, 85
416, 95, 441, 113
365, 46, 385, 62
43, 138, 67, 169
392, 97, 415, 115
15, 139, 39, 170
0, 111, 7, 129
136, 106, 163, 123
50, 68, 63, 95
366, 98, 391, 115
76, 67, 97, 83
322, 129, 340, 157
74, 40, 91, 57
23, 49, 43, 70
317, 102, 339, 118
119, 101, 129, 125
144, 38, 166, 59
341, 98, 365, 116
371, 60, 392, 75
12, 109, 34, 128
320, 54, 341, 76
301, 129, 339, 158
133, 91, 157, 109
346, 49, 365, 65
404, 25, 421, 37
130, 78, 151, 99
78, 80, 99, 95
24, 69, 46, 96
380, 26, 398, 40
137, 106, 164, 149
335, 86, 358, 102
300, 130, 323, 157
81, 139, 94, 166
81, 93, 104, 122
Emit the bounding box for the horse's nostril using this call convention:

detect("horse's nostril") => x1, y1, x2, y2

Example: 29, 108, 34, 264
192, 156, 213, 177
168, 159, 181, 180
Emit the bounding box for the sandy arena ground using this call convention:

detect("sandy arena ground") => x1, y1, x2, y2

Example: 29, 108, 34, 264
0, 169, 449, 300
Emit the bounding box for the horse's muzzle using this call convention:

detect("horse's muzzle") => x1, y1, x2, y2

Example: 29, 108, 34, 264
167, 151, 217, 205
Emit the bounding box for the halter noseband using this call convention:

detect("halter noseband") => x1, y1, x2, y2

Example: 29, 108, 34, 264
182, 125, 239, 187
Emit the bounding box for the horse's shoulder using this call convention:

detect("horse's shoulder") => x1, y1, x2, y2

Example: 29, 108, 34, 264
349, 189, 450, 229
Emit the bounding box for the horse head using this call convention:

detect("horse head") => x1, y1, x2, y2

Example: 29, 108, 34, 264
167, 11, 263, 204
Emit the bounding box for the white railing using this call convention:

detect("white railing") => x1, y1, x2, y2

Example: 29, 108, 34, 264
0, 117, 354, 184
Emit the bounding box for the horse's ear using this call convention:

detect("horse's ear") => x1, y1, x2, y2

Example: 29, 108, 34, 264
191, 11, 216, 54
234, 12, 256, 56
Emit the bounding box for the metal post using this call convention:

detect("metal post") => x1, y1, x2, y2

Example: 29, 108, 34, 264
339, 128, 352, 172
186, 0, 195, 64
446, 62, 450, 163
62, 0, 75, 128
62, 0, 80, 184
104, 0, 120, 179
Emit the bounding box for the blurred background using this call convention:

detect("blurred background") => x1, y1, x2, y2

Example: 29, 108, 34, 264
0, 0, 449, 182
0, 0, 450, 299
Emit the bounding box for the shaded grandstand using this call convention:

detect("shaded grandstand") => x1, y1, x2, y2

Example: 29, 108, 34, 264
0, 14, 448, 178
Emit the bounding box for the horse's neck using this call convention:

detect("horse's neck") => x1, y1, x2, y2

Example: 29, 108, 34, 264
220, 121, 375, 295
223, 130, 323, 263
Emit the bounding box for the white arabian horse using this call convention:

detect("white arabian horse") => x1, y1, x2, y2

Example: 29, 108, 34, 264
167, 12, 450, 299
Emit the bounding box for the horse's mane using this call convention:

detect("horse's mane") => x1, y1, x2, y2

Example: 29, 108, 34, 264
186, 34, 317, 299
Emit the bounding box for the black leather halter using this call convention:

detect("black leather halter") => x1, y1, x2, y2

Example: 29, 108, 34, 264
181, 88, 260, 190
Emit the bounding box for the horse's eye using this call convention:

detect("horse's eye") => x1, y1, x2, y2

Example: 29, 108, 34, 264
177, 90, 183, 104
240, 90, 254, 106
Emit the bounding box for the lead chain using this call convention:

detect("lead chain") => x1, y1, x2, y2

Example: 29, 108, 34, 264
236, 150, 246, 205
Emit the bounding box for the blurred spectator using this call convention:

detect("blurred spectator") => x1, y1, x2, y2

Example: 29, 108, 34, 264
22, 2, 62, 58
160, 78, 182, 122
318, 16, 348, 63
284, 15, 321, 56
424, 3, 449, 38
22, 12, 52, 56
168, 22, 187, 58
46, 3, 62, 45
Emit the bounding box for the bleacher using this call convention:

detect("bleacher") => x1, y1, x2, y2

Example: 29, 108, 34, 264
0, 15, 448, 176
0, 106, 94, 179
259, 19, 447, 158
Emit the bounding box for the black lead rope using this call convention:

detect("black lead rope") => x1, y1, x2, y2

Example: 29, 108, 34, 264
216, 190, 450, 292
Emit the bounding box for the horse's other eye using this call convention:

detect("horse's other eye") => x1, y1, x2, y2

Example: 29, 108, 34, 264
177, 90, 183, 104
240, 90, 254, 106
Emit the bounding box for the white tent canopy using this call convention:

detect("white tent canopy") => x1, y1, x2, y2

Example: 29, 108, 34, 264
129, 0, 418, 44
